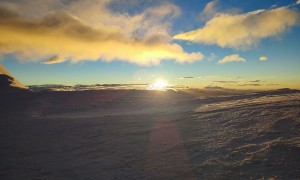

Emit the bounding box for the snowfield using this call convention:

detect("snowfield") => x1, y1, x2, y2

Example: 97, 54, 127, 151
0, 89, 299, 179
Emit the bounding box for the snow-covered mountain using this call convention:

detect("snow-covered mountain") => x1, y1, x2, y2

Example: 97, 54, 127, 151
0, 64, 27, 91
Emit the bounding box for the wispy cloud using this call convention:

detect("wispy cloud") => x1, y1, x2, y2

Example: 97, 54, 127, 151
213, 80, 237, 83
259, 56, 268, 61
199, 0, 219, 21
181, 77, 194, 79
250, 80, 264, 83
238, 84, 262, 86
198, 75, 242, 81
173, 6, 299, 50
199, 0, 240, 21
218, 54, 246, 64
0, 0, 203, 65
204, 86, 224, 90
267, 84, 280, 86
207, 53, 216, 61
43, 56, 67, 64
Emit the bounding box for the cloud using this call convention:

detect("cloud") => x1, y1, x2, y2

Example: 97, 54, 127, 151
204, 86, 224, 90
200, 0, 219, 21
43, 56, 67, 64
0, 0, 203, 65
267, 84, 280, 86
213, 80, 237, 83
199, 0, 240, 21
250, 80, 264, 83
218, 54, 246, 64
207, 53, 216, 61
173, 6, 299, 50
238, 84, 262, 86
180, 77, 194, 79
297, 0, 300, 5
259, 56, 268, 61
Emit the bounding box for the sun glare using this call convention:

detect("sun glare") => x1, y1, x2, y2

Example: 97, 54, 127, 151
147, 79, 171, 90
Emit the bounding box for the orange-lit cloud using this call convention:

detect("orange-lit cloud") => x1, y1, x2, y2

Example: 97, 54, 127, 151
218, 54, 246, 64
0, 1, 203, 65
173, 6, 299, 50
259, 56, 268, 61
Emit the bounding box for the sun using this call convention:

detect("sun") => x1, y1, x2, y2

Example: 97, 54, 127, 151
147, 79, 171, 90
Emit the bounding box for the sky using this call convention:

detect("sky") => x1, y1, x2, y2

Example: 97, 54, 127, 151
0, 0, 299, 89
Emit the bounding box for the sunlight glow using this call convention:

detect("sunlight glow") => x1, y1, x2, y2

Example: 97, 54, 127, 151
147, 79, 171, 90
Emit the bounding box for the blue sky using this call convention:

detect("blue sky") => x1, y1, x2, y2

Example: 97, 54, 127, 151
0, 0, 299, 89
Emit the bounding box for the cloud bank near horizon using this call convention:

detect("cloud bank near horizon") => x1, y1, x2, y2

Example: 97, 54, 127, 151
0, 0, 203, 65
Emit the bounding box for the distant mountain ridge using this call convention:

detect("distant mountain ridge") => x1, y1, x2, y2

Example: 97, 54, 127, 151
0, 64, 27, 92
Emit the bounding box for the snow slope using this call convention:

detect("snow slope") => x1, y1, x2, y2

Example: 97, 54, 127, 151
0, 89, 299, 179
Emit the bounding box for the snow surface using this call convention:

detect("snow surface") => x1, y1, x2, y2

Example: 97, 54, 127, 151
0, 89, 299, 179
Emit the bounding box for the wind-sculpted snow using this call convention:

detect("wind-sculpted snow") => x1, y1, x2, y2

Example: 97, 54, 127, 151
195, 93, 300, 113
188, 91, 300, 178
0, 89, 299, 179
